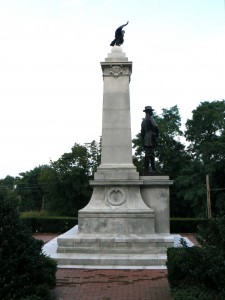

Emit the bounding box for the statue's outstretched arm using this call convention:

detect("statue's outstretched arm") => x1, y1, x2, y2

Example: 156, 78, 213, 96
115, 21, 129, 33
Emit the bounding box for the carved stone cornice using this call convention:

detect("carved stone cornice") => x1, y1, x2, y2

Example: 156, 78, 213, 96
101, 62, 132, 81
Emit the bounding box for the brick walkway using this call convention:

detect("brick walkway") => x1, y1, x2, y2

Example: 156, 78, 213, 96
35, 233, 176, 300
52, 268, 172, 300
35, 233, 199, 299
35, 233, 198, 299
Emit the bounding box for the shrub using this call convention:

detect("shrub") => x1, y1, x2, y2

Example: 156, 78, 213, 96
0, 196, 57, 300
20, 210, 49, 218
171, 286, 218, 300
167, 245, 202, 287
167, 217, 225, 299
22, 216, 207, 234
197, 216, 225, 250
21, 216, 78, 233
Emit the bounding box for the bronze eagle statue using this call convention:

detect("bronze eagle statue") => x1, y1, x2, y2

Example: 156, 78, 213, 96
110, 21, 129, 46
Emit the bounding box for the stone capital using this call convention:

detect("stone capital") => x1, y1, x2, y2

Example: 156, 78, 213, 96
101, 62, 132, 81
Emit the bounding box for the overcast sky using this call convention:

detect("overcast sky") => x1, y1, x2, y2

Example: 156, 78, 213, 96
0, 0, 225, 179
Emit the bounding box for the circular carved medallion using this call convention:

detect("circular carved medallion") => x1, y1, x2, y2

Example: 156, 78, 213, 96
107, 188, 126, 206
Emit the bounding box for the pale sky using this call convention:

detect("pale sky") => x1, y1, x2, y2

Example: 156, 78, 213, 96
0, 0, 225, 179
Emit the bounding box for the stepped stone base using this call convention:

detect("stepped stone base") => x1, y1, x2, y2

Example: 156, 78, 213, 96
52, 226, 174, 267
52, 253, 168, 267
51, 175, 174, 267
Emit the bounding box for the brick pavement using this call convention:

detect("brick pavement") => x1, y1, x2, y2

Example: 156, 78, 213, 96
34, 233, 199, 300
34, 234, 200, 300
34, 233, 174, 299
52, 268, 173, 300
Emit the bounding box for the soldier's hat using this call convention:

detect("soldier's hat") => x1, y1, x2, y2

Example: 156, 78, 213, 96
143, 106, 154, 112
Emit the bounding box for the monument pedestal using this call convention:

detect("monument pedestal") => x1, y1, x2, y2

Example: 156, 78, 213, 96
52, 47, 174, 267
55, 175, 174, 267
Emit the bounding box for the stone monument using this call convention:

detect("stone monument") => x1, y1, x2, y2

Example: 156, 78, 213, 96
52, 46, 174, 267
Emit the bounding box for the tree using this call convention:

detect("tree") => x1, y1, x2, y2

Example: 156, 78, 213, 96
0, 176, 17, 206
0, 196, 57, 300
154, 105, 189, 176
16, 166, 46, 212
85, 139, 102, 175
39, 141, 101, 216
184, 100, 225, 216
185, 100, 225, 162
174, 160, 207, 217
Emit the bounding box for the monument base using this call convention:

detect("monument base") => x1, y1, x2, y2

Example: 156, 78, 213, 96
50, 226, 174, 267
50, 175, 174, 267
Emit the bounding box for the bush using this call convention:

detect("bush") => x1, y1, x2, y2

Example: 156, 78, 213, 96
21, 216, 207, 234
197, 216, 225, 250
167, 245, 202, 287
167, 217, 225, 300
20, 210, 49, 218
0, 197, 57, 300
21, 216, 78, 233
167, 246, 225, 299
171, 286, 218, 300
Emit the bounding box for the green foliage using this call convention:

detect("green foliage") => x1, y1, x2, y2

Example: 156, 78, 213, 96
154, 105, 187, 174
0, 176, 18, 205
85, 139, 102, 175
0, 140, 101, 217
197, 216, 225, 251
167, 246, 203, 287
16, 166, 46, 212
171, 286, 218, 300
38, 141, 100, 216
168, 246, 225, 299
183, 100, 225, 217
22, 216, 78, 233
0, 196, 57, 300
185, 100, 225, 163
22, 217, 206, 234
167, 216, 225, 300
20, 210, 49, 218
173, 160, 207, 217
132, 132, 145, 174
170, 218, 208, 233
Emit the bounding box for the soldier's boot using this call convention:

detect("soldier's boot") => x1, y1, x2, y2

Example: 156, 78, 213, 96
150, 157, 156, 172
144, 156, 150, 175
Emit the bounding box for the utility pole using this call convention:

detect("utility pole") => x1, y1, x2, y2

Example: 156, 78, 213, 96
42, 196, 45, 211
206, 174, 212, 218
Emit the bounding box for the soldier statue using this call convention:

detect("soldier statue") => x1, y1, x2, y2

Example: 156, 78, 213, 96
141, 106, 159, 174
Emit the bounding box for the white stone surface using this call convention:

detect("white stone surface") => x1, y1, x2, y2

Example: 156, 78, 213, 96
76, 48, 155, 242
99, 48, 133, 171
140, 176, 173, 234
43, 226, 194, 269
106, 46, 128, 62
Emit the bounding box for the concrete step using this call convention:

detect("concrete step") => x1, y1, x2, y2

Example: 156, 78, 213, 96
57, 245, 167, 254
57, 233, 174, 255
51, 252, 167, 267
